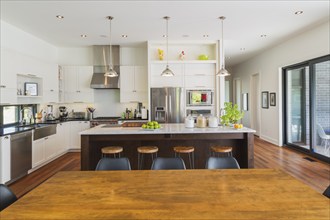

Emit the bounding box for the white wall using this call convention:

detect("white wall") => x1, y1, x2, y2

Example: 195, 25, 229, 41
57, 47, 93, 66
231, 21, 330, 146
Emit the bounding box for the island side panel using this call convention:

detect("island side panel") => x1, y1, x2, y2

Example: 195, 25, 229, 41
81, 132, 254, 170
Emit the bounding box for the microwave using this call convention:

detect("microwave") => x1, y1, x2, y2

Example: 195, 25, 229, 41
186, 90, 214, 106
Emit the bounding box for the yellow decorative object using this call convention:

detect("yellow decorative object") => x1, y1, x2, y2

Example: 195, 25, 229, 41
158, 49, 164, 60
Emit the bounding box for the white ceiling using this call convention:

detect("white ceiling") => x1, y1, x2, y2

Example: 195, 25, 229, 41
1, 0, 329, 67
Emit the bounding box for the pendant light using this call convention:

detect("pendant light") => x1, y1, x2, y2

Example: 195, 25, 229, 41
216, 16, 230, 77
161, 16, 174, 77
104, 16, 118, 78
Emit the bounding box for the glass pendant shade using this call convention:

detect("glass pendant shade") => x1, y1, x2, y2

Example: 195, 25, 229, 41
161, 65, 174, 77
216, 16, 230, 77
161, 16, 174, 77
104, 16, 118, 78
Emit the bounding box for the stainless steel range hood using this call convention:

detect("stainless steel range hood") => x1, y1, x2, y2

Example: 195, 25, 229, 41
91, 45, 120, 89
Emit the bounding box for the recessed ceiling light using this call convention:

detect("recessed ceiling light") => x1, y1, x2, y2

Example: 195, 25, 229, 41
260, 34, 267, 38
182, 34, 189, 38
163, 34, 167, 38
56, 15, 64, 19
81, 34, 87, 38
203, 34, 209, 38
240, 48, 246, 51
294, 11, 303, 15
121, 34, 128, 38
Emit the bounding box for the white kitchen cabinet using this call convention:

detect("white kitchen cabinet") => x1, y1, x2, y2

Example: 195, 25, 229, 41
62, 66, 94, 103
32, 137, 45, 168
184, 63, 216, 89
150, 63, 184, 87
0, 135, 11, 184
70, 121, 90, 149
42, 64, 59, 103
56, 122, 70, 154
120, 66, 148, 103
0, 49, 17, 104
32, 133, 57, 168
120, 47, 147, 66
44, 134, 58, 161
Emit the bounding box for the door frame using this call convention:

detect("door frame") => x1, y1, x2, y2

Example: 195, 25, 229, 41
250, 73, 261, 136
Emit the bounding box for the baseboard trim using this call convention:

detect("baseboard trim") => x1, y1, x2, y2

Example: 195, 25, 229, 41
260, 135, 279, 146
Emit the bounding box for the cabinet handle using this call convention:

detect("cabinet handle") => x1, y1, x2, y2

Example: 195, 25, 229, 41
0, 85, 6, 88
132, 90, 137, 92
50, 89, 54, 92
4, 136, 9, 139
45, 137, 49, 140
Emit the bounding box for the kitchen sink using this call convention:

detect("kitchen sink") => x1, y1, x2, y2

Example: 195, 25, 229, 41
33, 124, 57, 140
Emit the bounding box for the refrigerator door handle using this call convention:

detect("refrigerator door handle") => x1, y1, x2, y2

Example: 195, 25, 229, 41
165, 94, 168, 123
168, 94, 172, 122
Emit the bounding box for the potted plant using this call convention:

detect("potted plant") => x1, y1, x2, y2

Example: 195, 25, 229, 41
220, 102, 244, 126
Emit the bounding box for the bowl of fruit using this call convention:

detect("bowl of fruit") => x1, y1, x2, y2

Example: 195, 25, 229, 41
233, 123, 244, 129
141, 121, 161, 130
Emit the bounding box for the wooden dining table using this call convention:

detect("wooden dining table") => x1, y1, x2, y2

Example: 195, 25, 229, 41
1, 169, 329, 219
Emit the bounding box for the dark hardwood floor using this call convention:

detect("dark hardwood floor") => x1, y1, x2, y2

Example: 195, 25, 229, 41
9, 136, 330, 198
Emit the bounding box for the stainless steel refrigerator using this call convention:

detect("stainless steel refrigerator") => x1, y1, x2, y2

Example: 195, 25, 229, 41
151, 87, 185, 123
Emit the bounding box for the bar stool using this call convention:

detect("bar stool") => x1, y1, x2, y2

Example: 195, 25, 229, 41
173, 146, 194, 169
137, 146, 158, 170
101, 146, 123, 158
210, 146, 233, 157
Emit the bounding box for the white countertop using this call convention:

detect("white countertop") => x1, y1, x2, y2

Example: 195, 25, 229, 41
80, 123, 256, 135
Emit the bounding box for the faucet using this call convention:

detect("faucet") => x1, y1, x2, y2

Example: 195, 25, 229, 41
20, 107, 34, 125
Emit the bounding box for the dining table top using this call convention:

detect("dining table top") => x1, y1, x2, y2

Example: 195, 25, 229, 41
1, 169, 329, 219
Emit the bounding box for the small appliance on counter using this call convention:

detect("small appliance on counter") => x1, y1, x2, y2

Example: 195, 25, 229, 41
45, 105, 56, 121
59, 106, 68, 120
72, 112, 86, 119
86, 107, 95, 120
141, 108, 148, 120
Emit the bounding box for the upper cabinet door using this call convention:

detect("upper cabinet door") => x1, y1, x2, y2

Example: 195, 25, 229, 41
150, 63, 184, 87
120, 66, 147, 103
77, 66, 93, 92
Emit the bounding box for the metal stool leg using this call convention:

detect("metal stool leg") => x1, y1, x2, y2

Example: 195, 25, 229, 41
188, 152, 192, 169
138, 152, 140, 170
192, 151, 195, 169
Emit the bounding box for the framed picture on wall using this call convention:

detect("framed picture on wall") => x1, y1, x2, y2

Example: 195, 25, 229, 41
261, 91, 269, 109
242, 93, 248, 111
24, 82, 38, 96
270, 93, 276, 106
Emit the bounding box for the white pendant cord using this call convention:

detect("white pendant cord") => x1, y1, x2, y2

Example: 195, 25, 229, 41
109, 17, 113, 70
166, 17, 169, 68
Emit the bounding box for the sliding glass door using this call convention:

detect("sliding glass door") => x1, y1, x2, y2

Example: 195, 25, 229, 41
312, 59, 330, 157
285, 65, 310, 150
284, 55, 330, 160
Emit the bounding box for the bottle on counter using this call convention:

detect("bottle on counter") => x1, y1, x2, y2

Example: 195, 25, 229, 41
196, 114, 207, 128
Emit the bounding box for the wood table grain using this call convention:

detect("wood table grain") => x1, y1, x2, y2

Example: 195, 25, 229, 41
1, 169, 329, 219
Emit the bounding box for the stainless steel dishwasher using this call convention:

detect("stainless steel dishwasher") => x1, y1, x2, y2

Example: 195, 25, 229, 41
10, 130, 32, 183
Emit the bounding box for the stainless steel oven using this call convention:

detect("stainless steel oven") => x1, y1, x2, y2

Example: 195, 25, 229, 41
186, 90, 214, 106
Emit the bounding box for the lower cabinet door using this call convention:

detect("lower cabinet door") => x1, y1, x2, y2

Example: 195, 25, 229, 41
32, 138, 45, 168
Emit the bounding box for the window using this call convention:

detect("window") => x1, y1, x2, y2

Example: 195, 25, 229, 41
0, 104, 37, 127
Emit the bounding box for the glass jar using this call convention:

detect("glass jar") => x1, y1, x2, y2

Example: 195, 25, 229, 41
196, 114, 206, 128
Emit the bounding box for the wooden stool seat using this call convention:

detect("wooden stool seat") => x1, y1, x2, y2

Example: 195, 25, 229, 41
173, 146, 195, 169
173, 146, 195, 153
211, 146, 232, 153
137, 146, 158, 154
137, 146, 159, 170
101, 146, 123, 154
210, 146, 233, 157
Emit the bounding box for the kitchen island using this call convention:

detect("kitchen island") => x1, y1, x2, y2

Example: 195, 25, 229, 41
80, 124, 255, 170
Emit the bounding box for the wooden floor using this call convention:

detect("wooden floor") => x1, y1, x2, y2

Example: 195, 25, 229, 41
9, 137, 330, 198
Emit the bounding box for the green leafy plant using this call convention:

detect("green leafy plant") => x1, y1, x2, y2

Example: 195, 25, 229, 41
220, 102, 244, 126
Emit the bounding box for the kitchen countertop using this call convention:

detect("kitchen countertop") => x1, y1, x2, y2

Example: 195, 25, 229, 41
80, 123, 256, 135
0, 118, 89, 136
